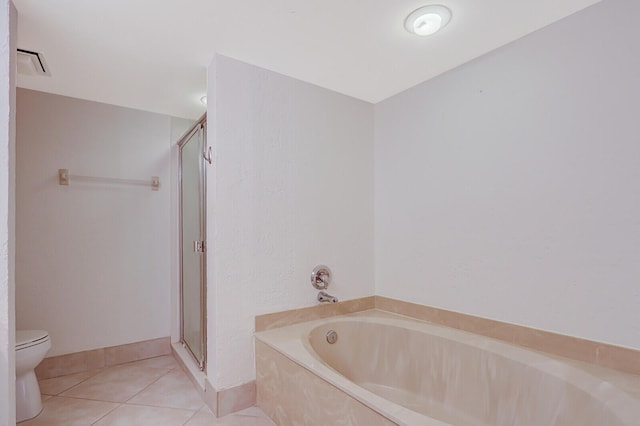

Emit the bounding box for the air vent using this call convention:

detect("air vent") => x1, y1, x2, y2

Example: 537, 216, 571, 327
17, 49, 51, 77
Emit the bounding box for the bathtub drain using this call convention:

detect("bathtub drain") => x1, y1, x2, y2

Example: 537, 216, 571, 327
326, 330, 338, 344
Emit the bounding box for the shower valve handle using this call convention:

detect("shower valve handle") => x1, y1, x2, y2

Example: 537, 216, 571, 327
311, 265, 331, 290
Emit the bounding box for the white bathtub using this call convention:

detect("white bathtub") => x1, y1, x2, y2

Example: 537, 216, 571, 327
255, 310, 640, 425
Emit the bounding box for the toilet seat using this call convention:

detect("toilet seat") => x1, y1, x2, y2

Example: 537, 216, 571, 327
16, 330, 49, 351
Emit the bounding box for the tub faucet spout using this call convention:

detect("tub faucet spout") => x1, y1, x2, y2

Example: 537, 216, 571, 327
317, 291, 338, 303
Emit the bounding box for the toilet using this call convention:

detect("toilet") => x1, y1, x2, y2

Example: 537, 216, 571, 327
15, 330, 51, 423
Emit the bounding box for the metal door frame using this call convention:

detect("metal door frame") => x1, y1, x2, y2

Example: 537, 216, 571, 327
177, 114, 207, 371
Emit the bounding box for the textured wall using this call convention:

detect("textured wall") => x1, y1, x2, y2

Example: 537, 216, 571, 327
374, 0, 640, 350
207, 55, 374, 389
15, 89, 182, 356
0, 1, 16, 424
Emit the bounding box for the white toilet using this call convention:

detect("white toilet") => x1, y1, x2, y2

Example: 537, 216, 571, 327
15, 330, 51, 423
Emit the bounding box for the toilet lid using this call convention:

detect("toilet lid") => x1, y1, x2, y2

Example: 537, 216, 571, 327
16, 330, 49, 350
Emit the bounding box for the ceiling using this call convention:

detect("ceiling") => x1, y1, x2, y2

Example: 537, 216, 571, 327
14, 0, 601, 119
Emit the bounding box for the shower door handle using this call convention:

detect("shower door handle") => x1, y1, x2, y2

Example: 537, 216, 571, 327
203, 146, 212, 165
193, 240, 205, 253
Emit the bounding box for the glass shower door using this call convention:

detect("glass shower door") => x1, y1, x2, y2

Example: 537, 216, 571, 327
180, 122, 206, 370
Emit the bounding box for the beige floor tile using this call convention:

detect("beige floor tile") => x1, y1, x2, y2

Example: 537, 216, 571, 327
232, 406, 274, 419
39, 370, 99, 396
184, 406, 276, 426
19, 396, 118, 426
60, 363, 168, 402
92, 404, 195, 426
122, 355, 179, 371
183, 406, 216, 426
212, 406, 276, 426
127, 369, 204, 410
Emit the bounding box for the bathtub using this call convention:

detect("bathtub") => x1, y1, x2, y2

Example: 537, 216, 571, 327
255, 310, 640, 425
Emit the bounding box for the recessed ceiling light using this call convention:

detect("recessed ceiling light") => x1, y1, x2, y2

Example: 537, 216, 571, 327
200, 95, 207, 106
16, 49, 51, 76
405, 5, 452, 36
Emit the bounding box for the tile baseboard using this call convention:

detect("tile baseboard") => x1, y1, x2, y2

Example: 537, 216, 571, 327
172, 342, 255, 418
202, 377, 255, 417
36, 336, 171, 380
217, 381, 256, 417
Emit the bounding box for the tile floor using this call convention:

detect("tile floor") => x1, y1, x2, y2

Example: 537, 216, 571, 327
23, 355, 275, 426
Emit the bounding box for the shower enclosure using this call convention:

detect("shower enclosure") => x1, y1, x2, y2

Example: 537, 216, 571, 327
178, 115, 207, 370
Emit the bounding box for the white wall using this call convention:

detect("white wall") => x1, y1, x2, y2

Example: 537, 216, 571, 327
207, 55, 374, 389
15, 89, 187, 356
375, 0, 640, 350
0, 1, 16, 424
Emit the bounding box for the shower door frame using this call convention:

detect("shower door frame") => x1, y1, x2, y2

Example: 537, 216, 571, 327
177, 114, 207, 371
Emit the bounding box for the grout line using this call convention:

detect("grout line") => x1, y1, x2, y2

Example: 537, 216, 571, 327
114, 354, 176, 369
48, 369, 103, 396
46, 394, 125, 404
123, 368, 173, 403
52, 363, 173, 401
89, 402, 123, 425
181, 407, 200, 426
117, 368, 206, 411
122, 401, 203, 411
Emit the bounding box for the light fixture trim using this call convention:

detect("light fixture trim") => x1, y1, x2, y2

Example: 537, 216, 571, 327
16, 48, 52, 76
405, 5, 452, 36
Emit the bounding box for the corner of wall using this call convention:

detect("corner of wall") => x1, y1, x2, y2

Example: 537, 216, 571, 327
0, 1, 17, 424
205, 54, 218, 387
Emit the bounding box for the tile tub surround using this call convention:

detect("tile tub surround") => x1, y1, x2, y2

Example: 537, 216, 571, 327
374, 297, 640, 376
256, 341, 397, 426
27, 354, 275, 426
255, 296, 375, 332
255, 311, 640, 425
255, 296, 640, 375
36, 337, 171, 380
